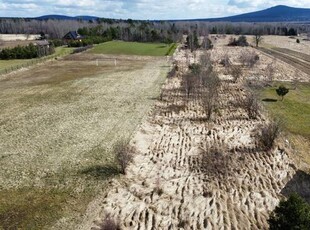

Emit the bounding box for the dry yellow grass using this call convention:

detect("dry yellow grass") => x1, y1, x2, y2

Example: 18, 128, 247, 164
0, 52, 170, 228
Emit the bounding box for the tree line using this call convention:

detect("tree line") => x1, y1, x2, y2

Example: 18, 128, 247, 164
0, 18, 309, 40
0, 43, 55, 59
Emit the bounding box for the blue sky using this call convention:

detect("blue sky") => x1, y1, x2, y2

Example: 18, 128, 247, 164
0, 0, 310, 19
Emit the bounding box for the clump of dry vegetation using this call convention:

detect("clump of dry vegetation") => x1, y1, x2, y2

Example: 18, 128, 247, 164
239, 50, 259, 67
114, 140, 134, 174
240, 92, 260, 119
258, 121, 280, 150
219, 53, 232, 69
200, 147, 231, 179
229, 65, 243, 82
99, 214, 121, 230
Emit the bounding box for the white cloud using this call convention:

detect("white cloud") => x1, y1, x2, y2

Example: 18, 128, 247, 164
0, 0, 309, 19
228, 0, 310, 9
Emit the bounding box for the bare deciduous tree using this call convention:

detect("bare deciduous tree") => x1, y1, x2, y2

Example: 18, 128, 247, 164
182, 73, 199, 99
201, 71, 220, 120
253, 28, 263, 47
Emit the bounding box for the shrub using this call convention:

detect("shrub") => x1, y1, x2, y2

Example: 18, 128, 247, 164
200, 147, 231, 178
50, 39, 65, 47
228, 35, 249, 47
238, 92, 260, 119
72, 45, 93, 54
114, 140, 133, 174
229, 65, 242, 82
258, 121, 280, 151
239, 51, 259, 67
99, 214, 121, 230
219, 53, 231, 68
0, 43, 55, 60
201, 37, 213, 49
296, 39, 300, 43
276, 85, 289, 101
268, 193, 310, 230
188, 63, 202, 75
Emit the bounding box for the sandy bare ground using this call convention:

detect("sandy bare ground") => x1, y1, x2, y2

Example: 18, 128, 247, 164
81, 38, 307, 229
0, 34, 40, 41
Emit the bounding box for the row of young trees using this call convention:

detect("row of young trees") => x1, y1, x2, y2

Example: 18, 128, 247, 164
0, 43, 55, 59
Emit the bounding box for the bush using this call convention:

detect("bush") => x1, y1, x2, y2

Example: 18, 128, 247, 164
99, 214, 121, 230
268, 193, 310, 230
296, 39, 300, 43
228, 35, 249, 47
239, 51, 259, 67
72, 45, 93, 54
67, 36, 110, 47
50, 39, 65, 47
276, 85, 289, 101
258, 121, 280, 150
229, 65, 242, 82
188, 63, 202, 75
201, 37, 213, 49
0, 43, 54, 60
242, 92, 260, 119
219, 53, 231, 68
114, 140, 134, 174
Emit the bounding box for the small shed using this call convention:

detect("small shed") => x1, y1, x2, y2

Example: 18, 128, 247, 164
33, 40, 54, 57
33, 40, 50, 47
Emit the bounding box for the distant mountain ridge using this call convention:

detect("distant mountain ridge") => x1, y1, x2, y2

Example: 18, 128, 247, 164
35, 15, 99, 21
2, 5, 310, 22
187, 5, 310, 22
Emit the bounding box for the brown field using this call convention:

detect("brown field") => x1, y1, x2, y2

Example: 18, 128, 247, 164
0, 52, 169, 229
0, 40, 34, 49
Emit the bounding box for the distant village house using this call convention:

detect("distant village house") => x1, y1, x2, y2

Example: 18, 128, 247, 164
63, 31, 83, 42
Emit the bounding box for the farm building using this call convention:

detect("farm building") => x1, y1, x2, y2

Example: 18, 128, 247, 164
33, 40, 54, 57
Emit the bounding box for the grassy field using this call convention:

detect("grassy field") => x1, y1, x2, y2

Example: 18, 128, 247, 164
0, 52, 169, 228
89, 41, 177, 56
260, 82, 310, 166
0, 47, 73, 73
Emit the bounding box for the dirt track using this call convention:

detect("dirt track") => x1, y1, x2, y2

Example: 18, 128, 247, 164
257, 47, 310, 76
